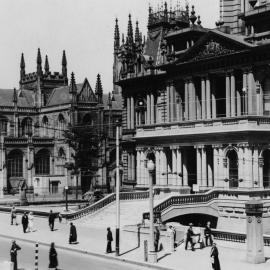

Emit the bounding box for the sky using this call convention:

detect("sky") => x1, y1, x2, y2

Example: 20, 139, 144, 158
0, 0, 219, 92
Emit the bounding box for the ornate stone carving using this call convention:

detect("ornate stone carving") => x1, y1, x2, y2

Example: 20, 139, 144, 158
223, 158, 228, 168
259, 157, 264, 167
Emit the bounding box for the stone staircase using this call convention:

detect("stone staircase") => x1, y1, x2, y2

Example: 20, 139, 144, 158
79, 198, 162, 228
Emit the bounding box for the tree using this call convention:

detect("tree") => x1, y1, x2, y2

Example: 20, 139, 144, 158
63, 124, 101, 198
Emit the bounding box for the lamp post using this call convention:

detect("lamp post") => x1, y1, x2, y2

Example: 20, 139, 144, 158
147, 159, 157, 263
64, 186, 69, 212
115, 120, 121, 256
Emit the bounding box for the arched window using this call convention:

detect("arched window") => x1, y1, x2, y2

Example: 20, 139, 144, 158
57, 147, 66, 175
58, 114, 66, 138
35, 149, 50, 175
7, 150, 23, 178
42, 116, 49, 136
21, 117, 33, 136
0, 116, 8, 135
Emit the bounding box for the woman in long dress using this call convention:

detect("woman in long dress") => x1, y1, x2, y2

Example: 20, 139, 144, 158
49, 242, 58, 270
210, 243, 221, 270
28, 212, 34, 232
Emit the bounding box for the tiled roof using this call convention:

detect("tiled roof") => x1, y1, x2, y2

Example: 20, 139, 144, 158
0, 89, 34, 107
103, 93, 122, 110
46, 86, 70, 106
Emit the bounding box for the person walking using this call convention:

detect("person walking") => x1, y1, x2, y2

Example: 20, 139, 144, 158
27, 212, 34, 232
205, 221, 213, 246
10, 206, 18, 226
48, 242, 58, 270
21, 212, 28, 233
48, 210, 55, 231
210, 243, 221, 270
69, 223, 77, 244
185, 223, 195, 251
10, 240, 21, 270
154, 227, 160, 252
106, 227, 113, 253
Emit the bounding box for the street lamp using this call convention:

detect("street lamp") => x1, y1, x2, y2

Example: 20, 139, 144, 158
64, 186, 69, 212
147, 159, 157, 263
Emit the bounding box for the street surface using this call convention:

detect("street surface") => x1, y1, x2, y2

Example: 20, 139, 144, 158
0, 237, 150, 270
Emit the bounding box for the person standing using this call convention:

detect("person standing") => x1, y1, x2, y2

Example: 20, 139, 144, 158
106, 227, 113, 253
185, 223, 195, 251
10, 240, 21, 270
154, 227, 160, 252
28, 212, 34, 232
48, 210, 55, 231
210, 243, 221, 270
69, 223, 77, 244
21, 212, 28, 233
48, 242, 58, 270
10, 206, 18, 226
205, 221, 213, 246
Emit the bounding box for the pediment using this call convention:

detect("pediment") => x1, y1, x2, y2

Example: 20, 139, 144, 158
182, 31, 251, 62
78, 78, 97, 103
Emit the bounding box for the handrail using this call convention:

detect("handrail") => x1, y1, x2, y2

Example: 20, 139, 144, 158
143, 188, 270, 220
63, 191, 150, 220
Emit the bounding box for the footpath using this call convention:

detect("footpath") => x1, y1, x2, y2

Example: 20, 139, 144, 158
0, 211, 270, 270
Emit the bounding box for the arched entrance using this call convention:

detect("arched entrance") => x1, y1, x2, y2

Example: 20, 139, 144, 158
263, 149, 270, 188
227, 150, 238, 188
147, 152, 156, 185
7, 149, 24, 192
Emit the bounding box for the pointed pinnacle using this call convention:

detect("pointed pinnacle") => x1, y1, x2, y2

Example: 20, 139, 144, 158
20, 53, 25, 69
62, 50, 67, 66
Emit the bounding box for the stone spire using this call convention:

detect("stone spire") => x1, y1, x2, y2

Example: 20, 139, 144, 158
69, 72, 77, 94
37, 48, 42, 76
135, 21, 140, 43
95, 73, 103, 104
148, 5, 153, 27
127, 14, 134, 45
114, 18, 120, 52
62, 50, 67, 78
44, 55, 50, 74
20, 53, 25, 81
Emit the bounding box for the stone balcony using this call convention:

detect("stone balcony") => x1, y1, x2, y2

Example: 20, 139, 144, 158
135, 116, 270, 140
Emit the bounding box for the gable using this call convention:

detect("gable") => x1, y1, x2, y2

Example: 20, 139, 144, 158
180, 30, 252, 63
78, 79, 97, 103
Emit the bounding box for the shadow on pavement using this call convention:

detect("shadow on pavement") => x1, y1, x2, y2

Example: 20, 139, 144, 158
157, 253, 171, 262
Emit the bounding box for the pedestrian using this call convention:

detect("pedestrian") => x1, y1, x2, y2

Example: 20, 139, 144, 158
48, 210, 55, 231
48, 242, 58, 270
167, 225, 175, 252
154, 227, 160, 252
69, 222, 77, 244
185, 223, 195, 251
10, 206, 18, 226
210, 243, 221, 270
205, 221, 213, 246
28, 212, 34, 232
21, 212, 28, 233
58, 213, 62, 223
10, 240, 21, 270
106, 227, 113, 253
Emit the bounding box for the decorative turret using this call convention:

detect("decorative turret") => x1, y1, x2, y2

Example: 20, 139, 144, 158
127, 14, 134, 46
20, 53, 25, 81
189, 5, 197, 25
36, 48, 42, 76
69, 72, 77, 104
135, 21, 140, 44
114, 18, 120, 52
44, 55, 50, 74
62, 50, 67, 79
95, 73, 103, 104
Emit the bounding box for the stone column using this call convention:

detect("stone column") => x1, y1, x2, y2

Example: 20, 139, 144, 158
213, 146, 219, 188
184, 80, 189, 120
237, 88, 241, 116
238, 146, 244, 183
147, 94, 151, 125
131, 152, 135, 180
208, 150, 213, 187
136, 149, 141, 186
170, 83, 176, 122
201, 77, 206, 120
150, 93, 155, 124
248, 69, 255, 115
183, 149, 188, 186
127, 153, 131, 180
245, 146, 253, 188
243, 70, 248, 115
189, 80, 195, 120
259, 157, 264, 188
201, 147, 207, 188
155, 149, 160, 186
127, 97, 131, 129
206, 76, 211, 119
256, 82, 263, 116
176, 147, 183, 186
141, 151, 147, 186
172, 148, 177, 186
196, 93, 201, 120
226, 73, 231, 117
211, 79, 216, 119
160, 149, 167, 186
166, 85, 170, 122
196, 147, 202, 187
230, 72, 236, 117
253, 147, 259, 187
131, 96, 135, 129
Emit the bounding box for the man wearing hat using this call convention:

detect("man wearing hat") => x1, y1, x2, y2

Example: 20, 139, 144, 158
185, 223, 195, 251
21, 212, 28, 233
10, 240, 21, 270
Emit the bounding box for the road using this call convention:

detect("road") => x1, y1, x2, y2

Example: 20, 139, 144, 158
0, 237, 150, 270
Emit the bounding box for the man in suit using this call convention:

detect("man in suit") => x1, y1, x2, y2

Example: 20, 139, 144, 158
106, 227, 113, 253
185, 223, 195, 251
21, 212, 28, 233
205, 221, 213, 246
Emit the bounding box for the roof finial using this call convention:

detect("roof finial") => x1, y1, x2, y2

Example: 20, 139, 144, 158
135, 20, 140, 43
37, 48, 42, 76
189, 5, 197, 25
44, 55, 49, 74
114, 18, 120, 51
69, 72, 77, 94
107, 92, 112, 108
127, 14, 133, 45
13, 88, 18, 104
95, 73, 103, 104
62, 50, 67, 78
197, 15, 202, 26
20, 53, 25, 80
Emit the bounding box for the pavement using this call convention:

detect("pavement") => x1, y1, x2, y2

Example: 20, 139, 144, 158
0, 212, 270, 270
